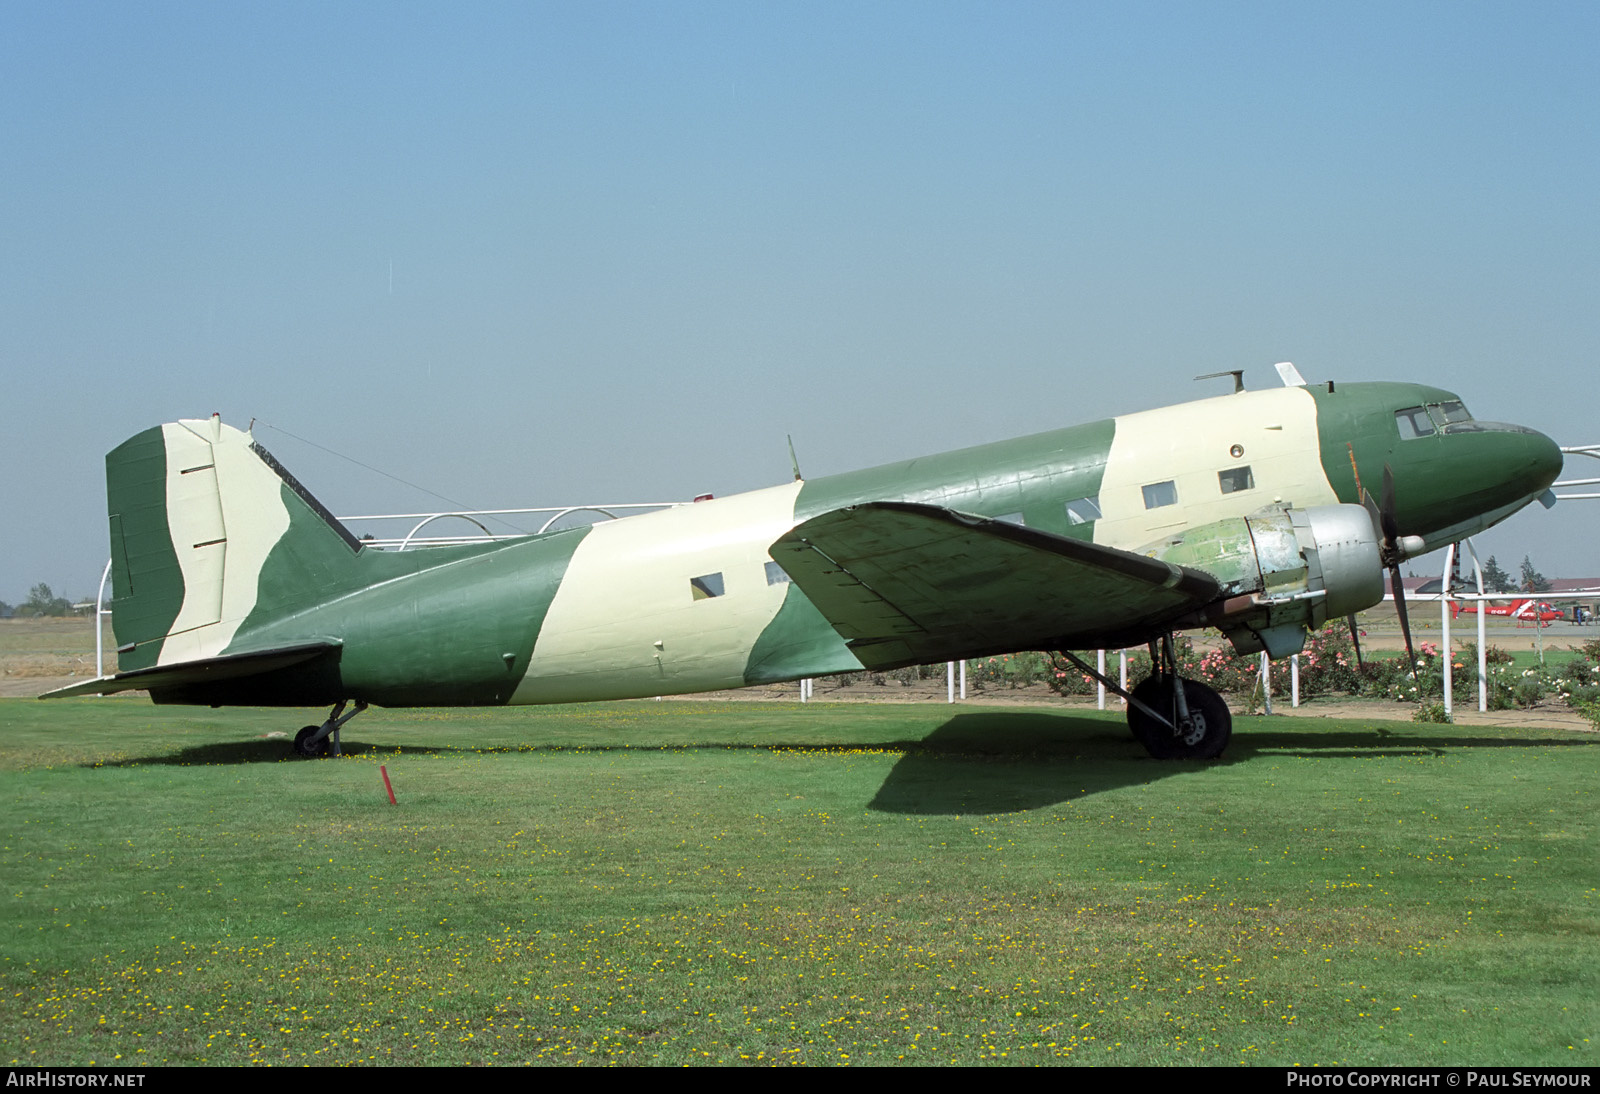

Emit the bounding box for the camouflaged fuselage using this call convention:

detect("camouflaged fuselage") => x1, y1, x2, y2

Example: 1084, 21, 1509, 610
89, 381, 1562, 708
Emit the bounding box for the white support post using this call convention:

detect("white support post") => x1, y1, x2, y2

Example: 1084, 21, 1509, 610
1119, 650, 1127, 704
959, 659, 966, 700
1097, 649, 1106, 710
94, 558, 112, 682
1463, 537, 1488, 712
1291, 653, 1300, 707
1260, 651, 1273, 714
947, 661, 955, 703
1442, 543, 1455, 719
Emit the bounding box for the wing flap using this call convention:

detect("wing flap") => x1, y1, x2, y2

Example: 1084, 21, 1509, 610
770, 502, 1220, 669
39, 642, 338, 699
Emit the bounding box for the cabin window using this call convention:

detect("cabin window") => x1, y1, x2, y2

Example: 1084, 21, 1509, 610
1064, 496, 1101, 525
1395, 407, 1435, 440
690, 572, 725, 600
1142, 480, 1178, 509
1218, 466, 1254, 494
764, 561, 790, 586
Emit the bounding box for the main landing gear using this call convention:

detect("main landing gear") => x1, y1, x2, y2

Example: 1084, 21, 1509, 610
1126, 673, 1231, 760
293, 699, 368, 758
1057, 635, 1232, 760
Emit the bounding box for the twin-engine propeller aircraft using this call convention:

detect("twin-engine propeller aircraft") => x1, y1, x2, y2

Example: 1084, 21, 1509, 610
45, 368, 1563, 760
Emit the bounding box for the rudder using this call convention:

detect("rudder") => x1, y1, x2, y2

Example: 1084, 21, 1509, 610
106, 415, 359, 671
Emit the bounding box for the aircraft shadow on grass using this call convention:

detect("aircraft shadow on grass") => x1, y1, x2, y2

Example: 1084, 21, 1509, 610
92, 739, 455, 768
90, 712, 1595, 819
865, 711, 1600, 815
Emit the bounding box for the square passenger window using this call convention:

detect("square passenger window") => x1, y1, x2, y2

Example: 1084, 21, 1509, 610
690, 573, 725, 600
764, 561, 790, 586
1064, 496, 1101, 525
1141, 481, 1177, 509
1218, 466, 1254, 494
1395, 407, 1436, 440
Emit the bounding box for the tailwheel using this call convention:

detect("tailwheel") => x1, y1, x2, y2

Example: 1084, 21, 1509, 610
1127, 676, 1231, 760
289, 699, 368, 759
293, 724, 330, 758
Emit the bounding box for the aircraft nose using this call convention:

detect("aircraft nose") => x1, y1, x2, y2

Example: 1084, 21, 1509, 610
1513, 425, 1564, 496
1420, 421, 1565, 532
1477, 422, 1564, 506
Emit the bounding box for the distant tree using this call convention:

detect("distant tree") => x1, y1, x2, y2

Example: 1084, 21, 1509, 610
20, 583, 71, 617
1520, 556, 1552, 594
0, 600, 11, 618
1480, 556, 1516, 593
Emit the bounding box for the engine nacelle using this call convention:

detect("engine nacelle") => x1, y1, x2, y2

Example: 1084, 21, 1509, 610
1140, 504, 1384, 658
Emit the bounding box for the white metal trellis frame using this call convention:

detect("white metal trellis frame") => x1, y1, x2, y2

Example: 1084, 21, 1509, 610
337, 502, 686, 550
1417, 535, 1575, 715
396, 513, 496, 550
1555, 445, 1600, 500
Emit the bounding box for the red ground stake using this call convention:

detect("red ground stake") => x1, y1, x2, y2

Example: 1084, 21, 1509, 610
380, 764, 397, 805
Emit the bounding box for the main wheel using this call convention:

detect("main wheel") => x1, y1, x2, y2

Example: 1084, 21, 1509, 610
1127, 676, 1231, 760
294, 724, 329, 758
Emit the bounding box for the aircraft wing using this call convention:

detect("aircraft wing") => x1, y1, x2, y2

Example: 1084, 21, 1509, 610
770, 502, 1221, 670
39, 642, 338, 699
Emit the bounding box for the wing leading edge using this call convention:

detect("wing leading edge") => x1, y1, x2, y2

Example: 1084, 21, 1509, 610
770, 502, 1221, 670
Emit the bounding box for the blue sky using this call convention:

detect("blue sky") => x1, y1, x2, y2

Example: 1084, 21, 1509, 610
4, 1, 1598, 607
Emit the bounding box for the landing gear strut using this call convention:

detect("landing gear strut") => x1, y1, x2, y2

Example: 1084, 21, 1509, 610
1057, 636, 1232, 760
293, 699, 368, 758
1129, 635, 1231, 759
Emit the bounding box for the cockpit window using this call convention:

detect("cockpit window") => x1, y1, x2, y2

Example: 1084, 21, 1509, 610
1422, 400, 1474, 430
1395, 407, 1436, 440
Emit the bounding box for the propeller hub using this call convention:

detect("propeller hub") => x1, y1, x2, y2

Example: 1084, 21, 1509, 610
1391, 534, 1427, 563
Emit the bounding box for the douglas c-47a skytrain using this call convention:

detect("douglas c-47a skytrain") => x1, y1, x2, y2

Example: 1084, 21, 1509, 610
46, 367, 1563, 761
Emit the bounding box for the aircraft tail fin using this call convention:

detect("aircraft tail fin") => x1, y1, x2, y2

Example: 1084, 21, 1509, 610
105, 415, 363, 673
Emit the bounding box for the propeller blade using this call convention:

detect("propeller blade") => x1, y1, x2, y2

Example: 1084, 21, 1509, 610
1361, 487, 1383, 542
1390, 565, 1419, 684
1380, 463, 1400, 553
1346, 614, 1364, 670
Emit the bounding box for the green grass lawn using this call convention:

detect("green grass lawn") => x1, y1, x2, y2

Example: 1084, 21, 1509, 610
1499, 648, 1585, 673
1, 697, 1595, 1066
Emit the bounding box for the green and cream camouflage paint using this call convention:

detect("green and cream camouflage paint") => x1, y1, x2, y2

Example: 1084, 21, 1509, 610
56, 380, 1563, 710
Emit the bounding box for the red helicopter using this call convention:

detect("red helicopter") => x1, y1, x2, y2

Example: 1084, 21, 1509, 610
1450, 597, 1566, 624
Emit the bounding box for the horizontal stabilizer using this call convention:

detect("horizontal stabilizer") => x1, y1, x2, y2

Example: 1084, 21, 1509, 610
39, 642, 338, 699
770, 502, 1220, 669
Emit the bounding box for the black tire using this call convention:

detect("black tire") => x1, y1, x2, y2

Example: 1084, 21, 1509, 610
294, 724, 329, 758
1127, 676, 1231, 760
